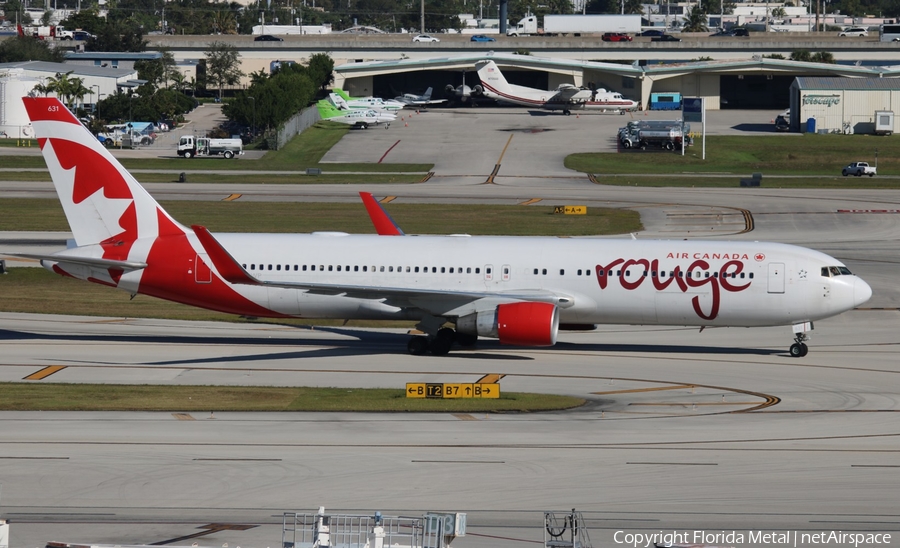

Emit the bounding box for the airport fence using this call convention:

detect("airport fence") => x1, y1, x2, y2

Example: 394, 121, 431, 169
272, 107, 320, 150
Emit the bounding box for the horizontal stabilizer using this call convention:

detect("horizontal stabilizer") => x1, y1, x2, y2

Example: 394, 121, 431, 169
5, 252, 147, 271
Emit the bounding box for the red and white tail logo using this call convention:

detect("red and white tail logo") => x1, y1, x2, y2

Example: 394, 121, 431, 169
22, 97, 185, 256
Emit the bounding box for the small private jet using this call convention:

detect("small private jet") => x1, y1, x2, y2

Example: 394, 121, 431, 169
394, 87, 447, 107
316, 100, 395, 129
475, 59, 640, 114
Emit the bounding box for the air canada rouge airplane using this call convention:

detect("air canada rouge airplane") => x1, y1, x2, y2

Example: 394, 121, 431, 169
17, 97, 871, 357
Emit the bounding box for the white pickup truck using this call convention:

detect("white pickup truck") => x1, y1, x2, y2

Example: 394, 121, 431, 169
842, 162, 876, 177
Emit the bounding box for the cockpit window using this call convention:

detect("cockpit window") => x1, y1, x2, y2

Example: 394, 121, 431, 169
822, 266, 853, 277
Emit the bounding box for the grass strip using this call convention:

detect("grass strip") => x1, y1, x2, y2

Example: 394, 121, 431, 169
0, 383, 585, 413
566, 134, 898, 176
590, 175, 900, 188
0, 199, 642, 235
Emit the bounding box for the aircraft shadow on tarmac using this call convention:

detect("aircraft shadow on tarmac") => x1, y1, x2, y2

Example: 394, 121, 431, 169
0, 327, 784, 365
731, 123, 780, 133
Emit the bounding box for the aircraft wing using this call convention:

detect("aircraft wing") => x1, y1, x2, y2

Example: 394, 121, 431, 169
549, 87, 589, 105
192, 225, 571, 315
4, 252, 148, 271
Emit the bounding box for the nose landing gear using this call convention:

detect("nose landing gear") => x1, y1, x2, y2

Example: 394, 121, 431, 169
789, 333, 809, 357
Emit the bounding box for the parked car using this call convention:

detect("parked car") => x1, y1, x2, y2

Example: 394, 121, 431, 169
412, 34, 440, 42
254, 34, 284, 41
842, 162, 876, 177
73, 30, 95, 40
651, 34, 681, 42
470, 34, 496, 42
602, 32, 632, 42
774, 115, 790, 132
839, 27, 868, 37
711, 27, 749, 36
640, 29, 666, 37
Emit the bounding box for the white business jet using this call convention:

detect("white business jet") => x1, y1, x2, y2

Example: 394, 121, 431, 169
395, 87, 447, 106
12, 97, 872, 358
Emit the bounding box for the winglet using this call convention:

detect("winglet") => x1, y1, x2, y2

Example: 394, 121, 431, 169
191, 225, 260, 285
360, 192, 405, 236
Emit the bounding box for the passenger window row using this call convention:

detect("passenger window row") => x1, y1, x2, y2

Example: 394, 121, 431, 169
598, 269, 755, 279
242, 263, 484, 275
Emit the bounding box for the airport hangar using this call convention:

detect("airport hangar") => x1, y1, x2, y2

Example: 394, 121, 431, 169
332, 51, 900, 111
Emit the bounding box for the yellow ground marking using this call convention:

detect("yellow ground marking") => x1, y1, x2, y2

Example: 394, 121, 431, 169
476, 374, 505, 384
379, 196, 397, 203
453, 413, 479, 421
497, 134, 514, 163
172, 413, 196, 420
23, 365, 66, 381
222, 194, 242, 201
484, 135, 515, 184
630, 402, 760, 406
518, 198, 542, 205
592, 384, 694, 395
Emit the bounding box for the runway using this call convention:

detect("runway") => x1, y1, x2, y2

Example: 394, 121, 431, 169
2, 310, 900, 547
2, 108, 900, 547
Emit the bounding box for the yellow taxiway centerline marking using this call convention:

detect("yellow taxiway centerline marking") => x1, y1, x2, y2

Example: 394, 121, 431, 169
222, 194, 242, 202
379, 196, 397, 203
630, 402, 760, 406
592, 384, 694, 395
518, 198, 542, 206
23, 365, 66, 381
476, 374, 505, 384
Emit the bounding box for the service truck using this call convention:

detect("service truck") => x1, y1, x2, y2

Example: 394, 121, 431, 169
177, 136, 243, 159
507, 14, 641, 36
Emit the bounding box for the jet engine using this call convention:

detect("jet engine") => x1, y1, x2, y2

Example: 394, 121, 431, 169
457, 302, 559, 346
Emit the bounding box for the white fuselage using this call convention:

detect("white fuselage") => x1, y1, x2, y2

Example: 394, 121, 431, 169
152, 233, 869, 326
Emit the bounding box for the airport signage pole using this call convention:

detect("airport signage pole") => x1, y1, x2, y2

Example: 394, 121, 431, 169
683, 97, 705, 160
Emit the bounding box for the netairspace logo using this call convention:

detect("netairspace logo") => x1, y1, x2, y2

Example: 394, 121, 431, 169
613, 530, 892, 548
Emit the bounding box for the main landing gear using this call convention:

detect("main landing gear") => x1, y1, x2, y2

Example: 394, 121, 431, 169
407, 327, 478, 356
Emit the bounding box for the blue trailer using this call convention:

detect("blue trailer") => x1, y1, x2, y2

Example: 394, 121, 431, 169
650, 92, 682, 110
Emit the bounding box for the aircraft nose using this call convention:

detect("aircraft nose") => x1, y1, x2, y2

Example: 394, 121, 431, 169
854, 277, 873, 307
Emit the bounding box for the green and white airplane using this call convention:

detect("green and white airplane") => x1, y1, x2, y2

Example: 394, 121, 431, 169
316, 100, 396, 129
331, 89, 406, 112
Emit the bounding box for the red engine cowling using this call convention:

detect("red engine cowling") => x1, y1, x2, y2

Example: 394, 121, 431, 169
457, 302, 559, 347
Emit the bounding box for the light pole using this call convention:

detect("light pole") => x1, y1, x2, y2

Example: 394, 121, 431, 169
248, 95, 256, 138
90, 84, 100, 117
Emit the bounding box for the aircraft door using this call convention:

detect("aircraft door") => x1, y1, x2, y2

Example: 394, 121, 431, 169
501, 264, 511, 282
484, 265, 493, 281
194, 253, 212, 284
768, 262, 785, 294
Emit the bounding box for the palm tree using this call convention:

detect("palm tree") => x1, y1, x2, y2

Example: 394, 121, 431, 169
45, 71, 90, 109
31, 81, 51, 97
682, 7, 709, 32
